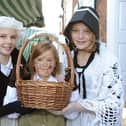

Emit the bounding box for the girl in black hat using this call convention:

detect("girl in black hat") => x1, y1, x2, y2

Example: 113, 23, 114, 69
52, 6, 124, 126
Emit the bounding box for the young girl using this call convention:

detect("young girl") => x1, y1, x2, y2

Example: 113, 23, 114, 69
52, 6, 124, 126
18, 41, 65, 126
0, 16, 32, 126
29, 41, 60, 82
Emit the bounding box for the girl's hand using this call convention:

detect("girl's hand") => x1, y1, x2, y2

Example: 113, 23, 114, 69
48, 110, 63, 115
56, 74, 65, 82
62, 102, 84, 114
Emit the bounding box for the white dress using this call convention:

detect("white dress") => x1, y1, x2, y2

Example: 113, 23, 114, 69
66, 44, 124, 126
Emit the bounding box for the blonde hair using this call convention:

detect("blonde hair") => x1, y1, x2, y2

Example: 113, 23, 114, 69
29, 41, 60, 77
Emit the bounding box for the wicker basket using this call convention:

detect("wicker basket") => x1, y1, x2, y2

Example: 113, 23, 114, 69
16, 32, 74, 110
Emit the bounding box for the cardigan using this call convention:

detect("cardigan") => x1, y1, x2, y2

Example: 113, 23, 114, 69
0, 48, 26, 107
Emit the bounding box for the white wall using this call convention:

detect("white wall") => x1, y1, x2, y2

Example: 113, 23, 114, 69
42, 0, 63, 34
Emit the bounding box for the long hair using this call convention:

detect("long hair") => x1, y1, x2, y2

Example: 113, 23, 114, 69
29, 41, 61, 77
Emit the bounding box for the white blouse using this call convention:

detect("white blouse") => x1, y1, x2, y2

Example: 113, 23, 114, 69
66, 44, 124, 126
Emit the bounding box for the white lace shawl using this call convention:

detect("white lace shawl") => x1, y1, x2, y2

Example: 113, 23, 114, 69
71, 44, 124, 126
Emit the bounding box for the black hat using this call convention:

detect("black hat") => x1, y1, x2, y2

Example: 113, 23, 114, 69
64, 6, 99, 40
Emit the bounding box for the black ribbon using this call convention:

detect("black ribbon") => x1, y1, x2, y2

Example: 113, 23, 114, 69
74, 52, 95, 98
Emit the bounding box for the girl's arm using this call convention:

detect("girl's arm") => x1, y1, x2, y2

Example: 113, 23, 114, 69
0, 101, 33, 117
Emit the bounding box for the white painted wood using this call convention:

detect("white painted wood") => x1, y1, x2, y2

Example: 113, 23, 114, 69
107, 0, 117, 53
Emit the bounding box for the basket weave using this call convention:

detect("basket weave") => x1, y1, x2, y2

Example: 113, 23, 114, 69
16, 32, 74, 110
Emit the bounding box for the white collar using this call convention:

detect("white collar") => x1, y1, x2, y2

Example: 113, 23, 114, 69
0, 56, 13, 76
33, 74, 57, 82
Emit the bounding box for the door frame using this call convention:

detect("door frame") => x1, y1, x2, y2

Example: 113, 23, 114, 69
107, 0, 118, 55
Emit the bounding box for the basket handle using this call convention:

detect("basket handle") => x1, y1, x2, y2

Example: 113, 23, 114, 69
16, 32, 74, 88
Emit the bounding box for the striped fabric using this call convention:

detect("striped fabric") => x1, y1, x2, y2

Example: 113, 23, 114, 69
0, 0, 44, 27
17, 28, 44, 61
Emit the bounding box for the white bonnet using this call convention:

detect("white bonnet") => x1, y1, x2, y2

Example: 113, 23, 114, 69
0, 16, 24, 30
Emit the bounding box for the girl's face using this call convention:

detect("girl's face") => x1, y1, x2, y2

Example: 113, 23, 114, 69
34, 50, 56, 80
0, 28, 17, 57
71, 22, 95, 51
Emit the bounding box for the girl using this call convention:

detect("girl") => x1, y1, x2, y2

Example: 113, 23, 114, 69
53, 6, 124, 126
18, 41, 65, 126
29, 41, 60, 82
0, 16, 31, 126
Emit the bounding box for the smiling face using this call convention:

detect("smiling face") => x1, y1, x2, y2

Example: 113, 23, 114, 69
0, 28, 17, 57
34, 49, 56, 80
29, 42, 60, 81
71, 22, 96, 52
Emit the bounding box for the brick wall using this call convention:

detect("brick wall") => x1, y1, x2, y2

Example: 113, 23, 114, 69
96, 0, 107, 42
